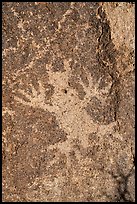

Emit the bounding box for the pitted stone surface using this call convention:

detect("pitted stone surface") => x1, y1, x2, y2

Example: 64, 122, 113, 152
2, 2, 135, 202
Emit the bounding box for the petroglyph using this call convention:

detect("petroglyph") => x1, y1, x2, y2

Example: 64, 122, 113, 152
14, 58, 116, 166
3, 2, 134, 202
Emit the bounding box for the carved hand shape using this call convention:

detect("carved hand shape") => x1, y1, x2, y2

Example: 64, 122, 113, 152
14, 80, 53, 112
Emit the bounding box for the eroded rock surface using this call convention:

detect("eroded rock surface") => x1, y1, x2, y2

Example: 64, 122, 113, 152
2, 2, 135, 202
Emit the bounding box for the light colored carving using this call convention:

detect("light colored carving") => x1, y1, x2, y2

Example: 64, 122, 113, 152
14, 58, 116, 167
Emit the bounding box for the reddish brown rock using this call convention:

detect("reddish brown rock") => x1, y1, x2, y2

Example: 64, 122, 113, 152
2, 2, 135, 202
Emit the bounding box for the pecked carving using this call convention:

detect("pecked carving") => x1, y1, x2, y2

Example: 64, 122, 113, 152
3, 2, 134, 202
13, 55, 117, 172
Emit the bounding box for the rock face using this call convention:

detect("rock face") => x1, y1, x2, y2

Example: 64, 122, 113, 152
2, 2, 135, 202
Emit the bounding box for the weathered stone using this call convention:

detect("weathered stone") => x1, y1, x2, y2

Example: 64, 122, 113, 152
2, 2, 135, 202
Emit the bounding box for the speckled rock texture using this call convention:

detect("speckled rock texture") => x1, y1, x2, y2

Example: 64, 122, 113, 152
2, 2, 135, 202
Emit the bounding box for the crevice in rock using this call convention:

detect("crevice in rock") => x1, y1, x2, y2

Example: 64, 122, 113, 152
97, 6, 121, 127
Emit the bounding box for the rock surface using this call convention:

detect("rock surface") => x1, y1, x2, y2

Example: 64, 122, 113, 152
2, 2, 135, 202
